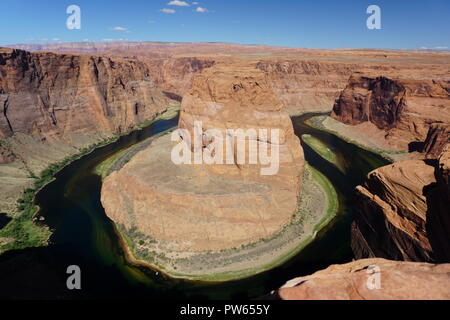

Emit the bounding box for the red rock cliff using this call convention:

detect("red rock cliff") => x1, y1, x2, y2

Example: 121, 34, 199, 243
422, 123, 450, 158
0, 48, 172, 140
352, 147, 450, 263
331, 76, 450, 153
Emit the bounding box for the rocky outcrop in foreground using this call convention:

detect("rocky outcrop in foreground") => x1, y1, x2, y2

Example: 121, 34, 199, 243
273, 258, 450, 300
331, 76, 450, 153
352, 146, 450, 262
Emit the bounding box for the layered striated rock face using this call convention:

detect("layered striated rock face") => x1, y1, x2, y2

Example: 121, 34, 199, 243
331, 76, 450, 152
422, 123, 450, 158
10, 43, 450, 117
255, 60, 354, 113
352, 147, 450, 262
0, 48, 172, 140
0, 47, 175, 214
273, 258, 450, 300
101, 67, 304, 254
145, 57, 215, 96
178, 63, 304, 190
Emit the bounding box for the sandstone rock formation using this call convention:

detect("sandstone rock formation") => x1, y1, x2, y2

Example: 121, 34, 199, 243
273, 258, 450, 300
0, 47, 176, 214
178, 63, 304, 189
101, 67, 304, 257
0, 48, 172, 140
422, 123, 450, 158
255, 60, 354, 113
352, 147, 450, 262
12, 43, 450, 116
331, 76, 450, 152
145, 57, 215, 96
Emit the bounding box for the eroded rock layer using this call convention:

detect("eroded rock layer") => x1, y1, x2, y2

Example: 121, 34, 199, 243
352, 147, 450, 262
0, 48, 172, 140
331, 76, 450, 152
422, 123, 450, 158
273, 258, 450, 300
12, 43, 450, 116
0, 48, 177, 214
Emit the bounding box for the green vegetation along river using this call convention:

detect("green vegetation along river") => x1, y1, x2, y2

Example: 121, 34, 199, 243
0, 112, 389, 300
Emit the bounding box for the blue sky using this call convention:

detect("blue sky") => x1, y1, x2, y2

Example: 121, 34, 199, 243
0, 0, 449, 49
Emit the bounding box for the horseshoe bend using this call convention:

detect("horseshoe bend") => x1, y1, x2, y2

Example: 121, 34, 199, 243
100, 71, 324, 279
0, 40, 449, 299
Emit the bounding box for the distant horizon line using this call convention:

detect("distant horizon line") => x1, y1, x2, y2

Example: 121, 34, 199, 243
3, 41, 450, 53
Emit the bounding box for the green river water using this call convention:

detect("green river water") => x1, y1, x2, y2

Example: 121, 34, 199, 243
0, 113, 389, 299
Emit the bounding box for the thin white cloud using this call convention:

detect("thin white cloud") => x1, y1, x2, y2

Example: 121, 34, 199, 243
148, 20, 156, 24
52, 38, 60, 41
160, 8, 176, 14
418, 46, 449, 51
168, 0, 189, 6
111, 26, 130, 33
192, 2, 199, 4
196, 7, 208, 13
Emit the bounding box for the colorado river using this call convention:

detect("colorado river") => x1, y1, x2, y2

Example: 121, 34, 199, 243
0, 112, 389, 299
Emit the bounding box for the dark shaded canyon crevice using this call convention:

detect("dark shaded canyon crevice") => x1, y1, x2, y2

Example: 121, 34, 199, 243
424, 160, 450, 263
2, 96, 13, 134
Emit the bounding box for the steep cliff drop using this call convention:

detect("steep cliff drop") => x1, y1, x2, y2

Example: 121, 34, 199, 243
271, 74, 450, 300
422, 123, 450, 159
0, 48, 174, 140
0, 48, 176, 237
352, 146, 450, 263
331, 76, 450, 154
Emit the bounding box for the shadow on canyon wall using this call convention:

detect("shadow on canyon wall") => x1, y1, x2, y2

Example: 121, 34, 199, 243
425, 159, 450, 263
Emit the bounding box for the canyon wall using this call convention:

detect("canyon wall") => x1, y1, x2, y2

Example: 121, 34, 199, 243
331, 75, 450, 153
422, 123, 450, 158
255, 60, 354, 113
144, 57, 215, 96
10, 43, 450, 116
0, 48, 175, 214
427, 145, 450, 262
333, 75, 450, 263
352, 147, 450, 263
0, 48, 173, 141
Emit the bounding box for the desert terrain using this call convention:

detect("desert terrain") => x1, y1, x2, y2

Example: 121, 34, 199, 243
0, 42, 449, 297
